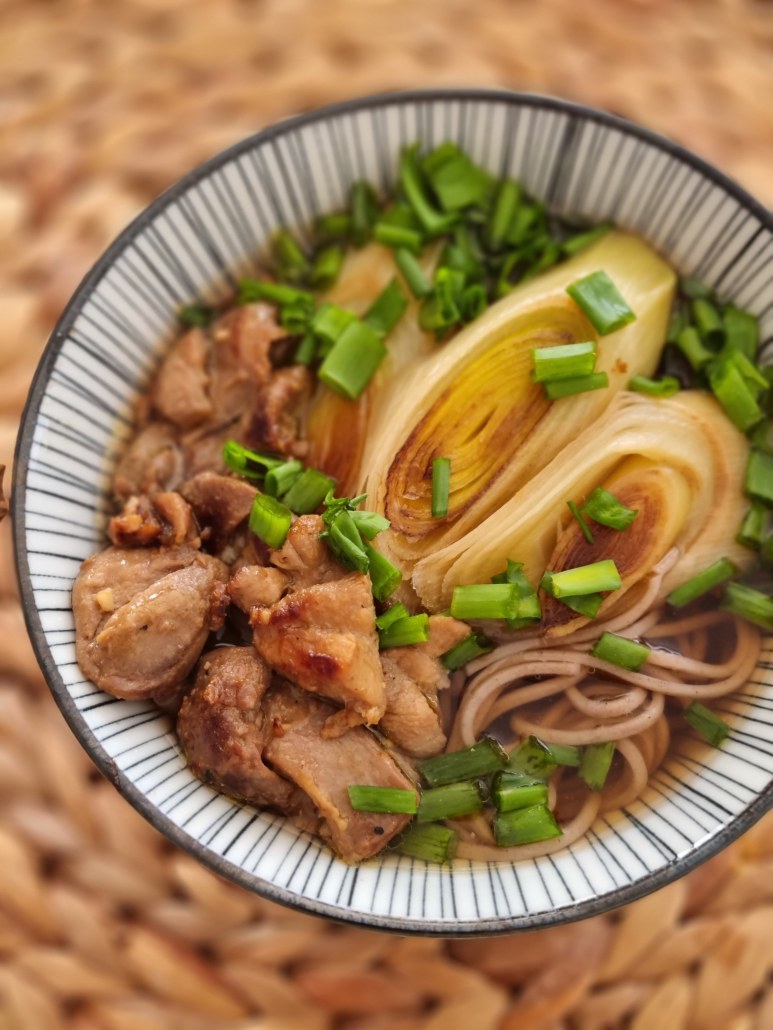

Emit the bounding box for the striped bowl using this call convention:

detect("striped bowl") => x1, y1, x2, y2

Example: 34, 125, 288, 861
13, 90, 773, 935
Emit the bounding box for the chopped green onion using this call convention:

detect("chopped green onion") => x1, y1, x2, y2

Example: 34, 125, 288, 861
490, 559, 541, 628
581, 487, 638, 531
487, 180, 521, 250
282, 468, 336, 515
667, 557, 738, 608
347, 786, 417, 814
440, 240, 483, 283
450, 583, 523, 621
590, 632, 650, 671
737, 502, 768, 551
350, 180, 380, 246
561, 222, 612, 256
460, 284, 487, 322
378, 612, 428, 648
505, 202, 544, 246
556, 593, 604, 619
312, 303, 357, 350
431, 457, 451, 518
237, 279, 313, 307
679, 276, 714, 300
440, 632, 494, 671
542, 560, 622, 598
375, 603, 410, 632
248, 493, 292, 550
707, 350, 764, 431
494, 804, 562, 846
399, 146, 456, 236
628, 374, 681, 398
532, 341, 598, 383
580, 743, 616, 791
566, 270, 636, 335
416, 781, 483, 823
492, 772, 548, 813
310, 245, 345, 289
420, 737, 508, 788
398, 823, 458, 863
349, 510, 390, 540
365, 543, 403, 603
692, 298, 725, 348
424, 144, 491, 211
222, 440, 283, 479
683, 701, 731, 747
568, 500, 594, 544
395, 248, 432, 299
509, 736, 581, 779
546, 743, 582, 768
750, 421, 773, 457
264, 459, 303, 498
745, 449, 773, 505
723, 306, 759, 361
293, 334, 317, 366
178, 304, 214, 328
280, 297, 314, 335
271, 229, 309, 283
325, 510, 370, 574
373, 221, 424, 253
721, 581, 773, 631
315, 211, 352, 243
544, 372, 609, 400
318, 320, 387, 400
364, 278, 408, 337
675, 326, 713, 370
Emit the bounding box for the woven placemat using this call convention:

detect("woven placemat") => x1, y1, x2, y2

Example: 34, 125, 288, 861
1, 1, 772, 1026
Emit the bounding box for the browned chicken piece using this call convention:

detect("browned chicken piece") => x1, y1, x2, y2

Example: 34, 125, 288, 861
264, 683, 416, 862
378, 616, 470, 758
113, 422, 185, 500
208, 303, 283, 422
251, 573, 386, 738
269, 514, 343, 590
177, 647, 297, 810
180, 471, 257, 553
73, 546, 229, 700
108, 492, 198, 549
229, 565, 288, 613
246, 365, 312, 457
151, 328, 213, 430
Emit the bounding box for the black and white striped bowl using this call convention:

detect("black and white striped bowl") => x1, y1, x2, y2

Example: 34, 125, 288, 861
13, 90, 773, 935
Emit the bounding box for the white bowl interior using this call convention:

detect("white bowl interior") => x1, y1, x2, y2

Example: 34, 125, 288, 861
15, 92, 773, 933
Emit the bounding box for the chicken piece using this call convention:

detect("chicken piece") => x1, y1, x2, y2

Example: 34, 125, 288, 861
108, 492, 198, 549
177, 647, 297, 809
73, 546, 229, 700
151, 328, 212, 430
180, 471, 257, 553
378, 615, 470, 758
113, 422, 184, 500
229, 566, 288, 613
264, 684, 416, 862
251, 573, 385, 737
208, 303, 283, 422
245, 365, 312, 457
269, 514, 343, 590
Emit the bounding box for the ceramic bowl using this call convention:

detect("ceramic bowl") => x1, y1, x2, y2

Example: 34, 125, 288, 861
13, 90, 773, 935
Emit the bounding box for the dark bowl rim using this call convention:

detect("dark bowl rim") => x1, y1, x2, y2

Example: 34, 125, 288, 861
12, 86, 773, 936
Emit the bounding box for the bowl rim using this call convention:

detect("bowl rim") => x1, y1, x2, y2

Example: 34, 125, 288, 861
12, 87, 773, 936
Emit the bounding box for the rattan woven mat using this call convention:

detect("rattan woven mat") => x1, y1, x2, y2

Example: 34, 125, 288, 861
1, 1, 772, 1026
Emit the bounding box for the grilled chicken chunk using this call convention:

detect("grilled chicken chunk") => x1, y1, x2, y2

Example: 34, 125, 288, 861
180, 471, 257, 554
152, 328, 213, 430
269, 514, 343, 590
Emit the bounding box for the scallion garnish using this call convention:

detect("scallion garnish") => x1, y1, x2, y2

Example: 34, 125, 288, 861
745, 449, 773, 505
431, 457, 451, 518
375, 603, 410, 632
440, 631, 494, 671
222, 440, 283, 479
419, 737, 508, 788
450, 583, 522, 621
667, 557, 738, 608
590, 632, 650, 671
398, 823, 458, 863
722, 305, 758, 361
378, 612, 428, 648
311, 302, 357, 350
315, 211, 352, 243
544, 372, 609, 400
395, 248, 432, 299
264, 459, 304, 499
679, 276, 714, 300
692, 297, 725, 349
318, 320, 387, 400
628, 374, 681, 398
707, 349, 765, 431
399, 146, 456, 236
750, 421, 773, 457
487, 180, 520, 250
720, 581, 773, 631
490, 559, 541, 627
491, 772, 548, 813
349, 510, 390, 539
532, 341, 597, 383
364, 278, 408, 337
324, 508, 370, 574
579, 743, 615, 791
271, 229, 309, 283
566, 270, 636, 335
310, 245, 345, 290
365, 543, 403, 603
347, 786, 418, 814
557, 592, 604, 618
282, 468, 336, 515
675, 325, 713, 370
683, 701, 731, 747
237, 279, 313, 307
493, 804, 562, 846
350, 180, 380, 246
541, 560, 622, 598
581, 487, 638, 530
561, 222, 611, 256
373, 221, 424, 253
178, 304, 214, 328
293, 334, 317, 366
737, 501, 768, 551
509, 736, 581, 779
416, 781, 484, 822
248, 493, 293, 550
568, 500, 594, 543
424, 143, 491, 211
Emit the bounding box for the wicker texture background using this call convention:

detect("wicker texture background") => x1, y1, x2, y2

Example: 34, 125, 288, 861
1, 1, 772, 1026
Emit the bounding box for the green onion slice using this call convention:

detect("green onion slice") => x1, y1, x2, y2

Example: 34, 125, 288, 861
398, 823, 458, 863
544, 372, 609, 400
532, 341, 597, 383
431, 457, 451, 518
237, 279, 313, 307
566, 270, 636, 335
509, 736, 582, 779
271, 229, 309, 283
722, 305, 758, 361
568, 500, 594, 543
683, 701, 731, 748
375, 603, 410, 632
590, 632, 650, 671
324, 509, 370, 574
419, 737, 508, 788
374, 221, 424, 253
745, 449, 773, 505
282, 468, 336, 515
310, 245, 345, 290
347, 786, 418, 814
350, 180, 380, 246
667, 557, 738, 608
581, 487, 638, 530
222, 440, 283, 479
720, 581, 773, 631
737, 502, 768, 551
494, 804, 562, 847
424, 144, 491, 211
366, 543, 403, 603
541, 560, 622, 598
349, 510, 390, 540
416, 781, 483, 823
318, 320, 387, 400
395, 248, 432, 299
399, 146, 456, 236
628, 374, 681, 398
579, 742, 616, 791
450, 583, 522, 621
491, 772, 548, 813
364, 278, 408, 337
378, 612, 429, 649
675, 325, 713, 371
264, 459, 304, 498
248, 493, 293, 550
440, 632, 494, 671
707, 350, 764, 432
487, 180, 521, 250
692, 297, 725, 348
